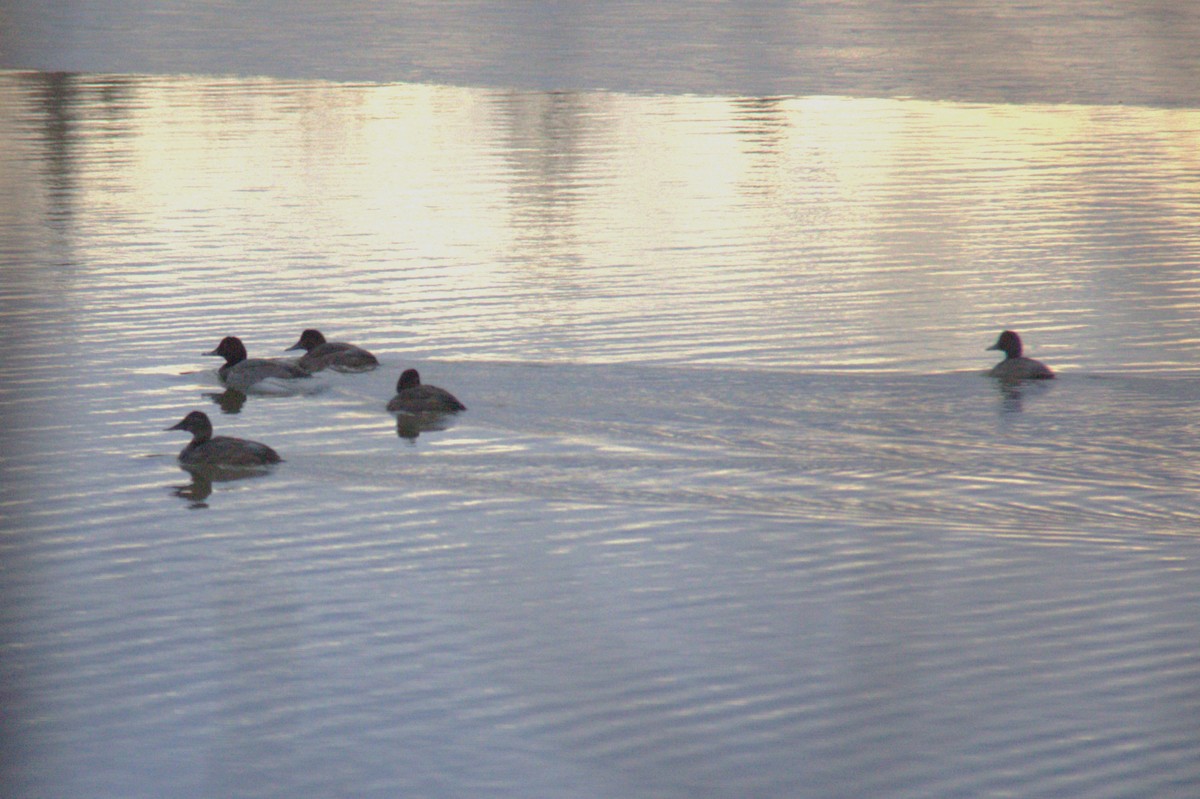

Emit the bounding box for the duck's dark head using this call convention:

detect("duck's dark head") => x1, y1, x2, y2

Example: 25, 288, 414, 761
167, 410, 213, 442
286, 329, 326, 353
206, 336, 248, 365
987, 330, 1023, 359
397, 368, 422, 392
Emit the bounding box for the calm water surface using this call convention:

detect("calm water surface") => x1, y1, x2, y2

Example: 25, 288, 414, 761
3, 5, 1200, 798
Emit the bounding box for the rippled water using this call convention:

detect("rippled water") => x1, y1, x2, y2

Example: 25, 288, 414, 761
4, 6, 1200, 797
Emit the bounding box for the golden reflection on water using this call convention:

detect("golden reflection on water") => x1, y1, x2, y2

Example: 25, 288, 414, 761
4, 70, 1200, 376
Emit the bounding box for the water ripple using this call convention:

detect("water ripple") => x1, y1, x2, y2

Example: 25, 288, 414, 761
4, 71, 1200, 798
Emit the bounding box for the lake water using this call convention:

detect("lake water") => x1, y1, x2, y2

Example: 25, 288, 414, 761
3, 3, 1200, 798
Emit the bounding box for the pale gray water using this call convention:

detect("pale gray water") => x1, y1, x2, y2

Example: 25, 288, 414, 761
3, 4, 1200, 798
4, 0, 1200, 105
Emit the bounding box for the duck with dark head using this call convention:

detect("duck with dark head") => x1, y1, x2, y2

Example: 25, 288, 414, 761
206, 335, 311, 391
286, 328, 379, 373
987, 330, 1054, 381
166, 410, 282, 467
386, 369, 467, 414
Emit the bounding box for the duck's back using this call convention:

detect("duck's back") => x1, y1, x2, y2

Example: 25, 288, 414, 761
221, 358, 310, 390
387, 385, 467, 413
181, 435, 282, 466
300, 342, 379, 372
990, 356, 1054, 380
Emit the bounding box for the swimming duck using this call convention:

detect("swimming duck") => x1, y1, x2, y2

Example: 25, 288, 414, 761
987, 330, 1054, 380
166, 410, 282, 466
386, 368, 467, 413
206, 335, 311, 391
285, 328, 379, 372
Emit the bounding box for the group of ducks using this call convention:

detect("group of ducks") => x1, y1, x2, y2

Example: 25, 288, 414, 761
166, 329, 466, 467
166, 328, 1052, 469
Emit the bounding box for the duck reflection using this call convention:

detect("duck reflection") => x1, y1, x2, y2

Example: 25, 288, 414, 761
993, 374, 1053, 414
205, 388, 248, 414
395, 411, 453, 441
171, 464, 271, 509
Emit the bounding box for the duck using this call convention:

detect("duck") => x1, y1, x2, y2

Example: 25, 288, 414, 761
166, 410, 282, 466
285, 328, 379, 372
206, 335, 311, 391
386, 368, 467, 413
987, 330, 1054, 380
